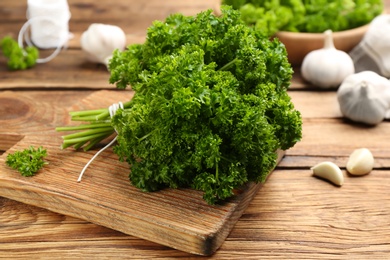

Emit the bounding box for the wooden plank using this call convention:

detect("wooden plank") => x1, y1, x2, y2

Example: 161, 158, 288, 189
274, 91, 390, 168
0, 90, 284, 255
291, 67, 315, 90
289, 118, 390, 157
0, 134, 24, 153
289, 90, 342, 118
225, 168, 390, 258
279, 155, 390, 169
0, 90, 94, 134
0, 50, 112, 89
0, 196, 188, 259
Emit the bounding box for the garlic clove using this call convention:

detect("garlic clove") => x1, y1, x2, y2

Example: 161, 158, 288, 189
346, 148, 374, 175
301, 30, 355, 88
311, 161, 344, 186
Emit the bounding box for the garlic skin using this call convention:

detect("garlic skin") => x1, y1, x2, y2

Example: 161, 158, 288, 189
311, 161, 344, 186
337, 71, 390, 125
81, 23, 126, 66
346, 148, 374, 176
301, 30, 355, 88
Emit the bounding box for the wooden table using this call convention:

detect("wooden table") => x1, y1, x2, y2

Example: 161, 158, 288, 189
1, 0, 390, 258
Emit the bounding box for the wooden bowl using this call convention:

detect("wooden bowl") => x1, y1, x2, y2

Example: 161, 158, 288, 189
275, 24, 369, 66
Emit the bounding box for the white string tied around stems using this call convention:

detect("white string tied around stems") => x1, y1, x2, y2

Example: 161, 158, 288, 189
18, 0, 73, 63
77, 102, 124, 182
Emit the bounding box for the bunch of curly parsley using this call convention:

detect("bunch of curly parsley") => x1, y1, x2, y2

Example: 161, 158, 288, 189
223, 0, 383, 36
58, 7, 302, 204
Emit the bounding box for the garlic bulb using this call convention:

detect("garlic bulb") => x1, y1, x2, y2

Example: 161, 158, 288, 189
301, 30, 355, 88
337, 71, 390, 125
81, 23, 126, 66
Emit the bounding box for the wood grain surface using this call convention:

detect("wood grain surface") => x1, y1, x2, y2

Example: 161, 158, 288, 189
1, 0, 390, 259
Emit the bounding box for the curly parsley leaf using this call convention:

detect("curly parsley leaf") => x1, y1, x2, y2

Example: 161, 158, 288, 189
5, 146, 48, 177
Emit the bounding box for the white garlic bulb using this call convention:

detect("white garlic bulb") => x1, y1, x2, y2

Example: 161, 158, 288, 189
337, 71, 390, 125
301, 30, 355, 88
81, 23, 126, 66
346, 148, 374, 175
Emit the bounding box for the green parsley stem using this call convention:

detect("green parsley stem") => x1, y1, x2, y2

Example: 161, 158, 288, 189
215, 161, 219, 183
73, 140, 88, 150
82, 134, 113, 151
56, 122, 112, 132
138, 131, 154, 141
94, 111, 110, 120
62, 131, 114, 145
218, 58, 238, 71
62, 127, 114, 140
69, 116, 109, 122
69, 108, 107, 117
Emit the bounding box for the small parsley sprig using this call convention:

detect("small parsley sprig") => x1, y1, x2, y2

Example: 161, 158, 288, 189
0, 36, 39, 70
5, 146, 48, 177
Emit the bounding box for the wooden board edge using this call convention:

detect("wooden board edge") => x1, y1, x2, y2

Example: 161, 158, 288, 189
0, 133, 25, 153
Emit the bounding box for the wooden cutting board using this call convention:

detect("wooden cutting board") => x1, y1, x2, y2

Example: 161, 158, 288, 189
0, 90, 284, 256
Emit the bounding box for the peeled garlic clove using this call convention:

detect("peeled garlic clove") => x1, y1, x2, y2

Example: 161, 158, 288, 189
346, 148, 374, 175
311, 161, 344, 186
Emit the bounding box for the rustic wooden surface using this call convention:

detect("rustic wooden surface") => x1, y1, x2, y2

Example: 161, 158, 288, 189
1, 0, 390, 259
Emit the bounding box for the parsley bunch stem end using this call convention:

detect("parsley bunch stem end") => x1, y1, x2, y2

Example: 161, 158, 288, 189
57, 109, 116, 150
57, 102, 132, 150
